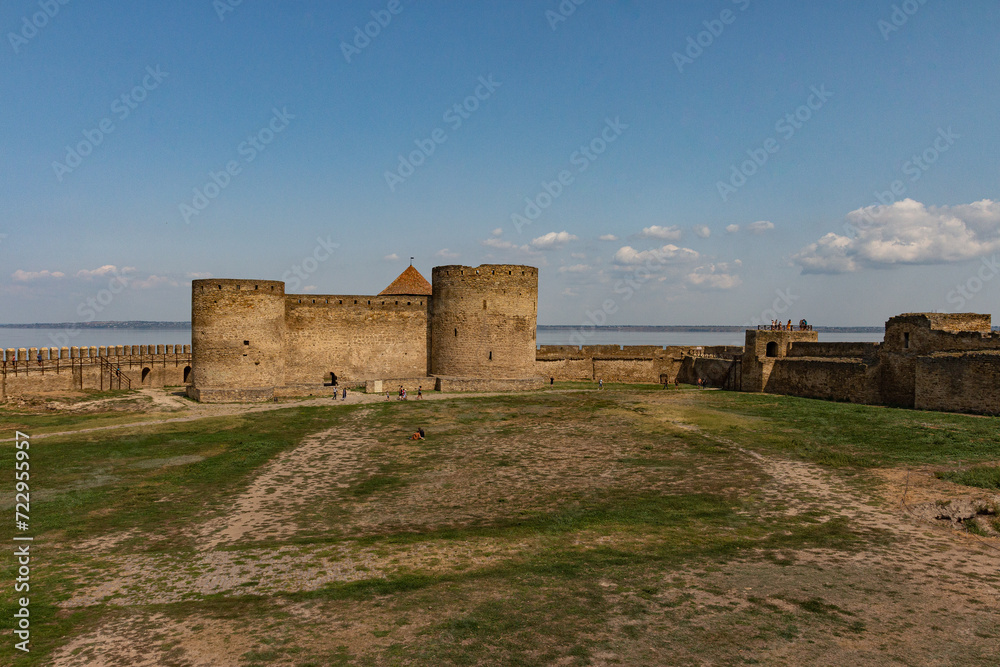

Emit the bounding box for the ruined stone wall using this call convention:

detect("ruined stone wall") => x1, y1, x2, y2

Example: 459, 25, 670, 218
535, 357, 593, 381
592, 358, 657, 383
741, 330, 820, 392
533, 344, 743, 384
675, 356, 736, 386
915, 352, 1000, 415
283, 295, 429, 384
786, 342, 880, 359
430, 265, 538, 378
762, 358, 881, 404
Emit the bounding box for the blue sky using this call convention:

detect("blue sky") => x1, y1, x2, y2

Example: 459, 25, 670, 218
1, 0, 998, 326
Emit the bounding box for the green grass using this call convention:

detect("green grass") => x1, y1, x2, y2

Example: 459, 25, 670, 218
686, 392, 1000, 468
936, 465, 1000, 490
2, 387, 998, 665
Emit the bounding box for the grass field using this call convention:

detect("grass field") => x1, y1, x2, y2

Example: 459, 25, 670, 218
1, 385, 999, 665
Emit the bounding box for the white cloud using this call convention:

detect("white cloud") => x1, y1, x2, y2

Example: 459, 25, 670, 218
76, 265, 121, 279
131, 275, 178, 289
639, 225, 682, 240
491, 228, 503, 237
383, 253, 400, 262
693, 224, 711, 239
435, 248, 459, 259
613, 244, 700, 266
558, 264, 591, 273
570, 252, 587, 259
561, 287, 578, 297
482, 237, 534, 254
302, 285, 318, 292
746, 220, 775, 235
12, 269, 65, 282
599, 234, 618, 241
793, 199, 1000, 274
186, 271, 213, 279
685, 264, 742, 290
726, 224, 740, 234
531, 231, 578, 249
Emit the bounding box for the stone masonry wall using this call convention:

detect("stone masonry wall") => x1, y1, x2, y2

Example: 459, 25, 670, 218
283, 295, 429, 384
915, 352, 1000, 415
763, 358, 881, 404
534, 344, 743, 384
191, 279, 286, 391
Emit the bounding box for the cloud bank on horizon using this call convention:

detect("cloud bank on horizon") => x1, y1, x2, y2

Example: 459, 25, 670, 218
793, 199, 1000, 274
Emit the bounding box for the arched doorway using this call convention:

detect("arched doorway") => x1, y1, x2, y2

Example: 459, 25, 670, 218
183, 366, 191, 383
765, 341, 778, 358
141, 367, 151, 385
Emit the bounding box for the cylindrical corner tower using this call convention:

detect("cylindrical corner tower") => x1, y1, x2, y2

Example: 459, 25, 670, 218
430, 264, 538, 378
190, 279, 286, 400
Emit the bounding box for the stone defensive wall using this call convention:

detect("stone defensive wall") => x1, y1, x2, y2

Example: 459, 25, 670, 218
1, 344, 191, 399
283, 293, 429, 386
740, 313, 1000, 415
190, 278, 435, 402
535, 344, 743, 385
914, 351, 1000, 414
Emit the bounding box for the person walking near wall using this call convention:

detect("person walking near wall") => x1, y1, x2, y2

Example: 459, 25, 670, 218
342, 387, 347, 401
417, 386, 422, 399
598, 378, 603, 390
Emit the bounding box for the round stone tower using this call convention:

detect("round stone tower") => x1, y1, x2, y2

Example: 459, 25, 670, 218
190, 279, 286, 401
430, 264, 538, 378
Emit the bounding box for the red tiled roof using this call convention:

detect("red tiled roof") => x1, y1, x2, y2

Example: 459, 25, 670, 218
378, 265, 432, 296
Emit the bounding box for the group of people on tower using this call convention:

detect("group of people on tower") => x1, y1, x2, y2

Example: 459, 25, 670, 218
768, 319, 810, 331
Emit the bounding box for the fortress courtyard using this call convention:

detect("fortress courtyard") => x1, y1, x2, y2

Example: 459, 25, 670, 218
2, 382, 998, 665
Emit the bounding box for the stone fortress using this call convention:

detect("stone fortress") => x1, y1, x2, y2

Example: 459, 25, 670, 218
4, 263, 1000, 416
188, 264, 542, 402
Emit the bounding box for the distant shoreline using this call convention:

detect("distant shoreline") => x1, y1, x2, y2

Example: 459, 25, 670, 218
0, 321, 886, 333
0, 322, 189, 329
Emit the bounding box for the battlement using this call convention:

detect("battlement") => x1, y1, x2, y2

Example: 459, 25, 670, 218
0, 342, 192, 399
433, 264, 538, 280
193, 279, 285, 294
285, 295, 428, 309
3, 344, 191, 362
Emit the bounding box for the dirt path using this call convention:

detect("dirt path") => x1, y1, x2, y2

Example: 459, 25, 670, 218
195, 426, 370, 549
31, 387, 587, 440
675, 420, 1000, 602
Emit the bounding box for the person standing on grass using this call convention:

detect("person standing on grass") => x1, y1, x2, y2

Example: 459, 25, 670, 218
417, 386, 422, 399
385, 391, 390, 401
598, 378, 603, 390
342, 387, 347, 401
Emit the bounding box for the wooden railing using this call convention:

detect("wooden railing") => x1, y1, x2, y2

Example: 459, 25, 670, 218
98, 356, 131, 390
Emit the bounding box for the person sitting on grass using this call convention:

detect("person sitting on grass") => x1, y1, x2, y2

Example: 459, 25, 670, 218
410, 428, 425, 440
